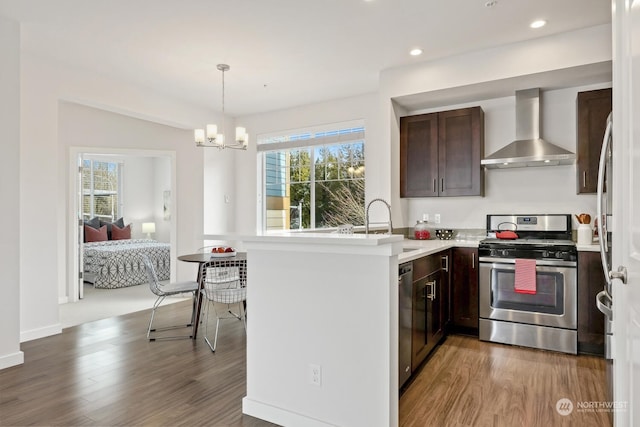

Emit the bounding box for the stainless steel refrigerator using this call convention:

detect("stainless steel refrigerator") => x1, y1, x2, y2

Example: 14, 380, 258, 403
596, 112, 614, 409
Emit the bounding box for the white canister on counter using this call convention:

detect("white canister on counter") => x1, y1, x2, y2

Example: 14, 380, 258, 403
577, 223, 592, 245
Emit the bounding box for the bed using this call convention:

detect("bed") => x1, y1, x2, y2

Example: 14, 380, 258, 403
83, 239, 170, 289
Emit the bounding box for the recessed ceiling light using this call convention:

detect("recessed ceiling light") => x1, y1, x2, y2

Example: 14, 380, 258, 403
410, 48, 423, 56
530, 20, 546, 29
485, 1, 497, 7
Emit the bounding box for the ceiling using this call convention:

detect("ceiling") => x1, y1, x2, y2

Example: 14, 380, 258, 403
0, 0, 611, 117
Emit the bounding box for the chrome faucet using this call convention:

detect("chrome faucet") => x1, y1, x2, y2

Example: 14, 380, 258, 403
365, 198, 393, 235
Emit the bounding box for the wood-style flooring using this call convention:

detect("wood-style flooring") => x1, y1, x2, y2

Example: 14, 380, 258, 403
1, 301, 610, 427
400, 335, 610, 427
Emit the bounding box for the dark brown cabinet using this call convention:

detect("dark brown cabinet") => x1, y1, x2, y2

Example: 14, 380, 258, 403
577, 88, 612, 194
400, 107, 484, 198
411, 251, 449, 371
450, 247, 479, 335
578, 251, 606, 355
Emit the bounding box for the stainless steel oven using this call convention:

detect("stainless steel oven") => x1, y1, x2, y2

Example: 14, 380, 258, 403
478, 214, 578, 354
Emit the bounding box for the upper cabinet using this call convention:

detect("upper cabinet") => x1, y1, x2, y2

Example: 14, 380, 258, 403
400, 106, 484, 198
576, 88, 612, 194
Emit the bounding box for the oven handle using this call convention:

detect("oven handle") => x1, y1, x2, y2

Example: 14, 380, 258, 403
478, 257, 577, 268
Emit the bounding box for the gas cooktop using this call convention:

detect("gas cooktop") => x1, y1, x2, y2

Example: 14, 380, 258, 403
480, 238, 576, 246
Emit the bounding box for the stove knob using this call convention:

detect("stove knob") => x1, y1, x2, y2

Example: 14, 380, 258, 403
542, 250, 550, 258
556, 251, 563, 259
501, 249, 510, 257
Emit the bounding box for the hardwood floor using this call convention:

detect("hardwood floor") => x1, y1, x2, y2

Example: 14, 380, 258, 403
0, 300, 275, 427
1, 302, 610, 427
400, 335, 611, 427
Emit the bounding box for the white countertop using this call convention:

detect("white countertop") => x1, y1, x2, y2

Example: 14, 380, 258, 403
399, 238, 480, 262
206, 232, 404, 246
577, 242, 601, 252
245, 232, 404, 245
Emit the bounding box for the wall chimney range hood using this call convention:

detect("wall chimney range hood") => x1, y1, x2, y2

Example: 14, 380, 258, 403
481, 88, 575, 169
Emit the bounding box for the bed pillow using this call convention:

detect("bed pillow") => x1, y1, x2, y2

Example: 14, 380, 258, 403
100, 217, 125, 240
111, 223, 131, 240
84, 224, 108, 242
83, 217, 102, 242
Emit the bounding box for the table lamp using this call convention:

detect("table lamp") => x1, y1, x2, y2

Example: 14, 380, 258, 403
142, 222, 156, 239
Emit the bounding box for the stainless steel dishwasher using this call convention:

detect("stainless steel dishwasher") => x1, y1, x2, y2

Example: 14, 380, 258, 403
399, 262, 413, 389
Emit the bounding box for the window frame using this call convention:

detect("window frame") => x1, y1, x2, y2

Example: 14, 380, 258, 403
257, 122, 365, 232
81, 158, 123, 222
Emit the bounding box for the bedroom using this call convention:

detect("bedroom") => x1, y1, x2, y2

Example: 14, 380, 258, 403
59, 101, 182, 321
78, 153, 171, 293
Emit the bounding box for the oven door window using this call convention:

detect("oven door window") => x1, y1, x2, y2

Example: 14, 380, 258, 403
490, 267, 564, 315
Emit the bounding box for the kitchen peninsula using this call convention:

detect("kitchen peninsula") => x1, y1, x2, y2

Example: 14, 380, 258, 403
237, 232, 404, 427
201, 231, 483, 427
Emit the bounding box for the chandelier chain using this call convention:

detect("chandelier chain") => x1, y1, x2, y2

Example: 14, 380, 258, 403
221, 66, 225, 114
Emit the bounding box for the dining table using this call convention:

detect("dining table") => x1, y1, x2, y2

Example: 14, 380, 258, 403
177, 251, 247, 339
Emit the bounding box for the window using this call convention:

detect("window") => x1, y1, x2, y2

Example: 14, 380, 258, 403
82, 159, 123, 221
259, 123, 365, 231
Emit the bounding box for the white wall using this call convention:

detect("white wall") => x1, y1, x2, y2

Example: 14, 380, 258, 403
203, 130, 238, 235
0, 15, 24, 369
17, 51, 224, 342
153, 156, 172, 243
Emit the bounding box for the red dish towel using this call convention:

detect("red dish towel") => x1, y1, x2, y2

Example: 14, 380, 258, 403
514, 258, 537, 295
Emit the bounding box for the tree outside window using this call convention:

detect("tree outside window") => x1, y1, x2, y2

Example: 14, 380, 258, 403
264, 140, 364, 231
82, 160, 122, 221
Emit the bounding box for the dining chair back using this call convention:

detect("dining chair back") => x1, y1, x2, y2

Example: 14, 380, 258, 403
142, 254, 199, 341
200, 258, 247, 352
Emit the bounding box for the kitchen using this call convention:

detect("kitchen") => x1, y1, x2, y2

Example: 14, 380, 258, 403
1, 1, 638, 426
229, 20, 623, 427
219, 76, 617, 427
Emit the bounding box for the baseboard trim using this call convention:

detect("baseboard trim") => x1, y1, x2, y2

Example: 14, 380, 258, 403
242, 397, 334, 427
20, 323, 62, 343
0, 350, 24, 370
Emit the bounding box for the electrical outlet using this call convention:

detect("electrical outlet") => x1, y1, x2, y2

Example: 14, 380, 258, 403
309, 363, 322, 386
422, 213, 429, 221
434, 214, 441, 224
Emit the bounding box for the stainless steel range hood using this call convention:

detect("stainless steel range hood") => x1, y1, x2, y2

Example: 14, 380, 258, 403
481, 88, 575, 169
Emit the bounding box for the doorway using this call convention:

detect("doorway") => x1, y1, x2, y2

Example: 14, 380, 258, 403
64, 147, 178, 324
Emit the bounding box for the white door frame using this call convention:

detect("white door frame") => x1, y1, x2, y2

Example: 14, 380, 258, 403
67, 146, 177, 303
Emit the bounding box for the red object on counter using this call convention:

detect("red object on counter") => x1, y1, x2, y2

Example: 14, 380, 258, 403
496, 230, 519, 240
414, 229, 431, 240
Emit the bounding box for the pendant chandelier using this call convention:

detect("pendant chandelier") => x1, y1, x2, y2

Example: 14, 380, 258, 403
194, 64, 248, 150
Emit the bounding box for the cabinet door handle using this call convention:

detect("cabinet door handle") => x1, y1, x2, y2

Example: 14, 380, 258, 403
583, 171, 587, 188
441, 178, 444, 193
442, 255, 449, 272
426, 280, 436, 301
472, 252, 475, 269
433, 179, 436, 194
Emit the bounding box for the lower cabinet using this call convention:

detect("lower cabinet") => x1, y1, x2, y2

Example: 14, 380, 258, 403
411, 250, 450, 372
451, 247, 479, 335
578, 251, 606, 355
